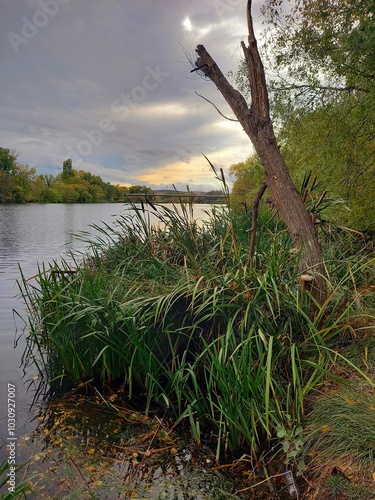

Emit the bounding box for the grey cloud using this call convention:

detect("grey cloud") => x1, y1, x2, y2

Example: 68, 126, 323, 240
1, 0, 263, 186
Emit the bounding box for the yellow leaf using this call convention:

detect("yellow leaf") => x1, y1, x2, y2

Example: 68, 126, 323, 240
372, 472, 375, 481
346, 399, 355, 405
321, 425, 331, 433
85, 466, 95, 472
93, 480, 103, 486
87, 448, 96, 454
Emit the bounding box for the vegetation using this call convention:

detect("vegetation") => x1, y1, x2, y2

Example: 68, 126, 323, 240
0, 451, 34, 499
0, 148, 154, 204
195, 1, 328, 303
13, 1, 375, 496
0, 149, 224, 205
20, 175, 374, 489
231, 0, 375, 231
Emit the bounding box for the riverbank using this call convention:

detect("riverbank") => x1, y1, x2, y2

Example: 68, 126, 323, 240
11, 200, 375, 498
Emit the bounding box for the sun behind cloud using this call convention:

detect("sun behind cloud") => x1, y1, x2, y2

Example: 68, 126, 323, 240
182, 17, 193, 32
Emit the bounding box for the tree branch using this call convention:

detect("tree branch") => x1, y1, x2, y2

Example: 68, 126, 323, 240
243, 0, 270, 120
270, 83, 370, 94
195, 45, 250, 124
194, 92, 239, 122
249, 180, 267, 258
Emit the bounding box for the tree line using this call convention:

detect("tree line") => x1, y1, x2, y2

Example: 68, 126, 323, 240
0, 151, 155, 204
0, 150, 224, 204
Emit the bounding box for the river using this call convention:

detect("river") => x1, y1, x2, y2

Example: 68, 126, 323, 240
0, 203, 213, 462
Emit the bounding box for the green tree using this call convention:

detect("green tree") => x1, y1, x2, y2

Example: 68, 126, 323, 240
0, 148, 18, 173
41, 173, 55, 188
0, 171, 15, 202
62, 158, 74, 181
230, 155, 265, 209
253, 0, 375, 230
12, 164, 37, 203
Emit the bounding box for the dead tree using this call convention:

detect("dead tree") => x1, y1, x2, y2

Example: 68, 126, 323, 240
194, 0, 326, 302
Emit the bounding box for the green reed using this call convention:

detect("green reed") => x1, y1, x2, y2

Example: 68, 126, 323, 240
19, 197, 375, 458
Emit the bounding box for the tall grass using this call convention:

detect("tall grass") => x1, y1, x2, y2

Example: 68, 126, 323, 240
19, 196, 375, 459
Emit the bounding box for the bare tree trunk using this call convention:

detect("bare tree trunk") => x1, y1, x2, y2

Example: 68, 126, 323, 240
194, 0, 326, 302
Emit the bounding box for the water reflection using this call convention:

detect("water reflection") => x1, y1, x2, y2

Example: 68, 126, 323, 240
13, 392, 239, 499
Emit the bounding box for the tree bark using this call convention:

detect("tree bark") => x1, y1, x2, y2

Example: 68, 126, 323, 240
195, 0, 326, 302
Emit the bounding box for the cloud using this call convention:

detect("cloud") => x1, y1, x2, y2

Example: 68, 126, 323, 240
1, 0, 263, 188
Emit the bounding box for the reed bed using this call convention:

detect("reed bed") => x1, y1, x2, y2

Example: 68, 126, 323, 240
19, 195, 375, 462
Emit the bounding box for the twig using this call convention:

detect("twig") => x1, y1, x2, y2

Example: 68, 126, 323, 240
194, 91, 239, 122
68, 455, 94, 496
234, 471, 288, 494
249, 180, 267, 258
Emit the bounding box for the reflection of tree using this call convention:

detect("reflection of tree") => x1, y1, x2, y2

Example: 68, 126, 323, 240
0, 205, 18, 256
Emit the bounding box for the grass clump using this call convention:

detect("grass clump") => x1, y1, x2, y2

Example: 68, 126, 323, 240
305, 386, 375, 474
303, 383, 375, 499
19, 191, 375, 469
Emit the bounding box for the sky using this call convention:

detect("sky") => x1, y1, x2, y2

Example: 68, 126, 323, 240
1, 0, 265, 191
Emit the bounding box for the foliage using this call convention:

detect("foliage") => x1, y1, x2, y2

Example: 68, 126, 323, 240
0, 152, 152, 204
0, 148, 18, 173
19, 196, 375, 460
61, 158, 74, 181
305, 385, 375, 476
231, 0, 375, 231
229, 155, 265, 209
